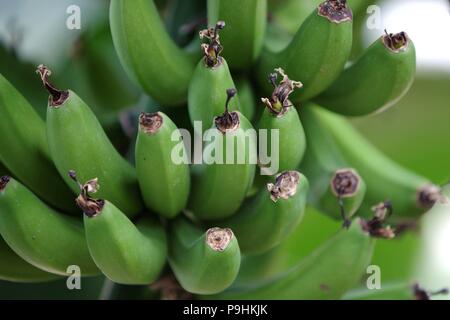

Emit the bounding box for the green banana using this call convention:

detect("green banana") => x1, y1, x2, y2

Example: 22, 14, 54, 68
189, 89, 256, 220
218, 171, 309, 254
299, 104, 366, 224
135, 112, 190, 218
0, 176, 99, 276
168, 217, 240, 294
38, 65, 143, 217
258, 68, 306, 173
316, 31, 416, 116
0, 236, 60, 283
69, 172, 167, 285
258, 0, 353, 101
209, 217, 376, 299
235, 76, 256, 122
188, 21, 241, 131
110, 0, 195, 105
207, 0, 267, 70
309, 105, 446, 220
0, 72, 76, 213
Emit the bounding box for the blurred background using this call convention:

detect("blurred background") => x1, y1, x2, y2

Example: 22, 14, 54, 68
0, 0, 449, 299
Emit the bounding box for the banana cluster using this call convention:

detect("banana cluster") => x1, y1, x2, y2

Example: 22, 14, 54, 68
0, 0, 445, 300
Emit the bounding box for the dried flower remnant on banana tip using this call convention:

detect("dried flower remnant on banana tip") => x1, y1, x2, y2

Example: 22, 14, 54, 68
214, 88, 240, 133
262, 68, 302, 116
318, 0, 353, 24
417, 183, 447, 210
413, 283, 449, 300
139, 112, 163, 135
267, 171, 300, 202
68, 170, 104, 217
360, 201, 395, 239
331, 169, 361, 228
200, 21, 225, 68
36, 64, 69, 107
382, 30, 410, 53
206, 227, 234, 252
0, 176, 11, 191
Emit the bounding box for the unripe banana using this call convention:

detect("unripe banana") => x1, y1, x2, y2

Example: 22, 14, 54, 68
168, 217, 241, 294
258, 68, 306, 172
258, 0, 353, 101
0, 236, 60, 283
207, 0, 267, 70
188, 21, 241, 131
299, 104, 366, 225
189, 89, 256, 220
135, 112, 190, 218
0, 176, 99, 276
38, 65, 143, 217
109, 0, 195, 105
309, 105, 445, 220
316, 31, 416, 116
209, 217, 375, 299
0, 72, 76, 213
68, 172, 167, 285
218, 171, 309, 254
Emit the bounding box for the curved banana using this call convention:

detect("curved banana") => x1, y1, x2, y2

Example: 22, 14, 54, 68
208, 217, 376, 299
207, 0, 267, 70
188, 21, 240, 131
258, 0, 353, 101
38, 65, 143, 217
69, 172, 167, 285
299, 104, 366, 225
218, 171, 309, 254
0, 72, 76, 213
189, 89, 256, 220
0, 176, 99, 276
316, 31, 416, 116
135, 112, 190, 218
168, 217, 241, 294
0, 236, 60, 283
110, 0, 195, 105
308, 105, 445, 220
257, 68, 306, 172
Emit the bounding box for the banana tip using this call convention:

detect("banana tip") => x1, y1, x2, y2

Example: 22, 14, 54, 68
206, 227, 233, 252
318, 0, 353, 24
36, 64, 69, 107
331, 168, 361, 198
267, 171, 301, 202
139, 112, 163, 134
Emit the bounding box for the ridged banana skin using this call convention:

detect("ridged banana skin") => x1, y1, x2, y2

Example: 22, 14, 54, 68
189, 112, 256, 220
310, 105, 430, 219
209, 218, 374, 299
299, 105, 366, 220
258, 4, 353, 101
316, 36, 416, 116
258, 107, 306, 173
219, 173, 309, 254
207, 0, 267, 70
46, 90, 143, 216
188, 59, 240, 130
135, 112, 190, 218
168, 218, 241, 295
110, 0, 195, 106
0, 73, 75, 213
84, 202, 167, 285
0, 236, 60, 283
0, 178, 99, 276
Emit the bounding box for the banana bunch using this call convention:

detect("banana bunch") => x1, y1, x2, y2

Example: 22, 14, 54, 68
0, 0, 446, 300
